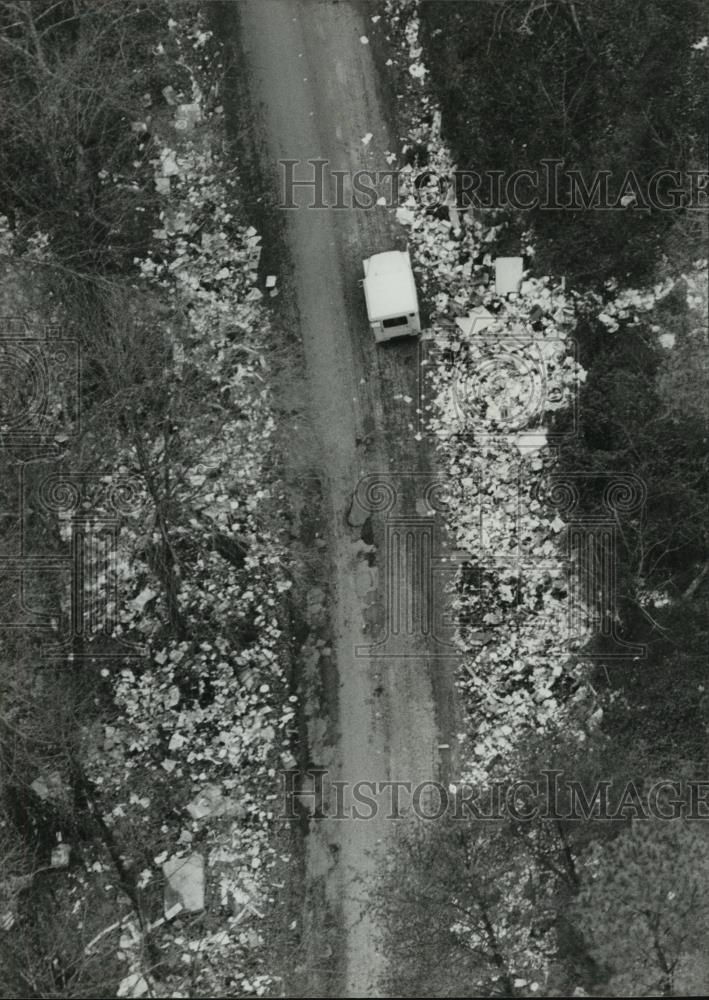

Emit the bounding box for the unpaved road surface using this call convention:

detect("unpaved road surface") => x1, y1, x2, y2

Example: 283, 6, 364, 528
232, 2, 459, 995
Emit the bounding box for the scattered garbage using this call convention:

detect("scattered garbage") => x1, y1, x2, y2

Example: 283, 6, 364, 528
50, 844, 71, 869
117, 973, 150, 998
162, 84, 179, 106
175, 102, 202, 131
242, 927, 262, 949
159, 149, 180, 177
455, 306, 495, 336
186, 784, 223, 819
30, 770, 65, 802
230, 885, 264, 925
94, 16, 300, 987
597, 311, 619, 332
387, 2, 596, 786
396, 206, 415, 226
361, 132, 373, 146
185, 784, 246, 821
131, 586, 157, 613
119, 920, 142, 951
516, 430, 548, 454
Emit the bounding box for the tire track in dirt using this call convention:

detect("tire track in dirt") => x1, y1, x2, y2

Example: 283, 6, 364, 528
232, 2, 460, 994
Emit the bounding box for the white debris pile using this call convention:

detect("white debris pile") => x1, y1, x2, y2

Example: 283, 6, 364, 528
386, 0, 594, 782
404, 7, 427, 81
424, 288, 593, 779
30, 770, 67, 802
387, 2, 709, 784
588, 269, 705, 332
185, 784, 246, 821
591, 277, 676, 332
82, 13, 293, 997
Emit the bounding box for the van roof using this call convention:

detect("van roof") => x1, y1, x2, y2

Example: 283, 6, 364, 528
363, 251, 418, 321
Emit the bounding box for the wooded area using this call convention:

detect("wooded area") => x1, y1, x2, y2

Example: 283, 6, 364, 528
0, 3, 295, 995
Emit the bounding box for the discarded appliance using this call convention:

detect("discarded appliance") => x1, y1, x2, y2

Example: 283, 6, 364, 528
361, 249, 421, 343
494, 256, 524, 295
163, 853, 205, 916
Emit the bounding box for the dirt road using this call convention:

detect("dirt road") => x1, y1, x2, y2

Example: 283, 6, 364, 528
230, 2, 459, 994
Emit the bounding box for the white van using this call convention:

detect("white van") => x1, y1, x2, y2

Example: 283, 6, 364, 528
362, 249, 421, 343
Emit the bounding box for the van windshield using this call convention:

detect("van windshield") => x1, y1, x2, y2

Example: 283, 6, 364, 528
382, 316, 407, 329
